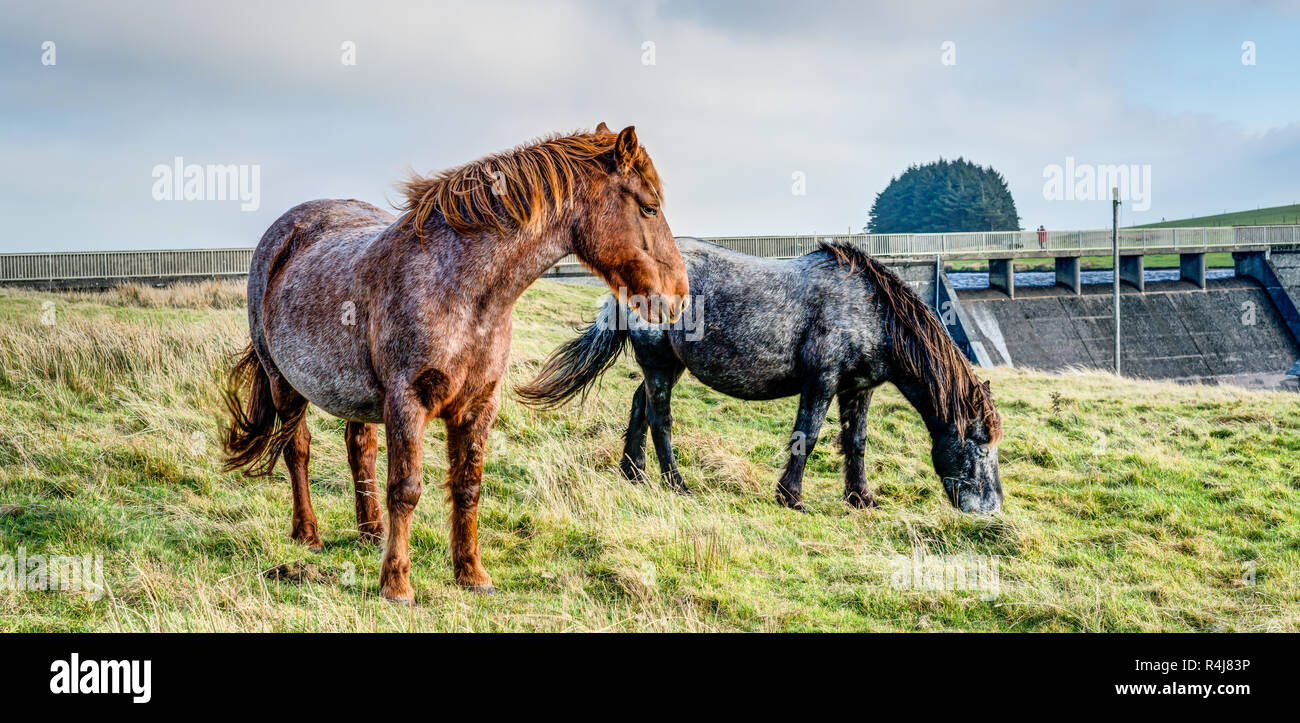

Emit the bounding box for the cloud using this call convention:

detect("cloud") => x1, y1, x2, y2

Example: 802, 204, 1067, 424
1, 0, 1298, 251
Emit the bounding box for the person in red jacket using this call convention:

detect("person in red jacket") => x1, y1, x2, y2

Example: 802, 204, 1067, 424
1037, 225, 1047, 249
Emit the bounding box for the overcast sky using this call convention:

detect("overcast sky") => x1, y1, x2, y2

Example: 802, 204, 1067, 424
3, 0, 1299, 252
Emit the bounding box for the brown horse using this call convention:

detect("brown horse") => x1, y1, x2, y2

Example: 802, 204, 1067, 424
221, 124, 689, 602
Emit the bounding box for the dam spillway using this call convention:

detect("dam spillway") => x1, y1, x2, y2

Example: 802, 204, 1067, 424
954, 277, 1300, 388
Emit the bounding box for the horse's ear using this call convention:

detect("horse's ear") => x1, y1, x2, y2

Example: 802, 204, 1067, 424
595, 121, 612, 134
615, 126, 639, 173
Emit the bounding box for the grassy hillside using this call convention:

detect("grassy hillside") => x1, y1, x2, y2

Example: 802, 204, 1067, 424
1130, 203, 1300, 229
1, 280, 1297, 632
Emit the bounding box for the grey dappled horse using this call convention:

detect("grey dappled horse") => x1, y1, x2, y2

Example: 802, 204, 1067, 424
520, 238, 1003, 514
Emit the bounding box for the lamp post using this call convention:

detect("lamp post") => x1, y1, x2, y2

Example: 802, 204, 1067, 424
1112, 187, 1121, 375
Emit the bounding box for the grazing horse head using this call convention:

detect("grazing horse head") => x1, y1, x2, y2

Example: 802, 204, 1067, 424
931, 386, 1003, 514
575, 123, 689, 323
836, 244, 1005, 514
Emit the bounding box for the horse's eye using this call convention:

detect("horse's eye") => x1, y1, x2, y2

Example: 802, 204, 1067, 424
639, 203, 657, 217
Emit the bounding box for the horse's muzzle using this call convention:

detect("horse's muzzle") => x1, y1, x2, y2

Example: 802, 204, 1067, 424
649, 293, 688, 324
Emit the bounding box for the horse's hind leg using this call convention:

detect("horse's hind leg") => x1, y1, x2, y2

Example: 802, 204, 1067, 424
281, 409, 323, 551
345, 421, 384, 543
620, 383, 651, 482
259, 365, 320, 549
644, 365, 688, 493
775, 378, 835, 511
838, 389, 878, 509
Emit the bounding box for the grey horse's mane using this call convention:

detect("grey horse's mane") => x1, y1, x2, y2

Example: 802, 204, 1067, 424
819, 242, 1001, 442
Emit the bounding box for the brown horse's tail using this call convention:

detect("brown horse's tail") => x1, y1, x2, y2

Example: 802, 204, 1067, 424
220, 343, 302, 477
517, 296, 629, 409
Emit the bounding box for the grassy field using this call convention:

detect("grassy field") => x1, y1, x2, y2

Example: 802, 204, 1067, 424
1130, 203, 1300, 229
1, 279, 1298, 632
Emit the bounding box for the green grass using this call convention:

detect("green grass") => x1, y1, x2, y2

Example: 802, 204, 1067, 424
1130, 203, 1300, 229
946, 253, 1234, 273
1, 280, 1298, 631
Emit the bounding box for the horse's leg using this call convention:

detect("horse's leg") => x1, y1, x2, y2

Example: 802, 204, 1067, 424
445, 391, 500, 593
838, 389, 878, 508
620, 382, 650, 482
259, 366, 320, 549
644, 365, 688, 493
345, 421, 384, 543
379, 391, 427, 603
775, 379, 835, 511
281, 413, 323, 550
264, 375, 323, 551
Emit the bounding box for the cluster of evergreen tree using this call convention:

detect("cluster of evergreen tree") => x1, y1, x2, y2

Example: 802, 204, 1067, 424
865, 158, 1021, 233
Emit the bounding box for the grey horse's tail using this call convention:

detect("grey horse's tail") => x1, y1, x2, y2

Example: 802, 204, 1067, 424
220, 343, 303, 477
517, 295, 629, 409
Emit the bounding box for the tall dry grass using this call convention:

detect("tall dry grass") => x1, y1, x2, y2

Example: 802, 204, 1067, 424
64, 279, 248, 310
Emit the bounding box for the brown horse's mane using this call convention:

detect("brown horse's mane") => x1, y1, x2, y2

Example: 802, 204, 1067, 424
820, 242, 1001, 443
397, 129, 662, 242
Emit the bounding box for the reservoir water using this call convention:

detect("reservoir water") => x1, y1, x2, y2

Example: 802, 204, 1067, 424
946, 268, 1235, 290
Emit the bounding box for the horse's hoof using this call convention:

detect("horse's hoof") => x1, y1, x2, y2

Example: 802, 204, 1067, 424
845, 491, 878, 509
291, 522, 324, 551
620, 460, 648, 483
381, 585, 415, 605
775, 489, 804, 511
662, 471, 690, 494
464, 584, 496, 596
293, 534, 325, 552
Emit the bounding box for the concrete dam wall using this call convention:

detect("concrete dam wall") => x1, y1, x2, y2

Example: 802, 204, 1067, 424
938, 251, 1300, 389
955, 279, 1298, 386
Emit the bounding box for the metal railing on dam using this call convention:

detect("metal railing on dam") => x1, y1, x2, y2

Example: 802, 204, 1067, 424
3, 225, 1300, 283
0, 248, 256, 283
704, 224, 1300, 259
